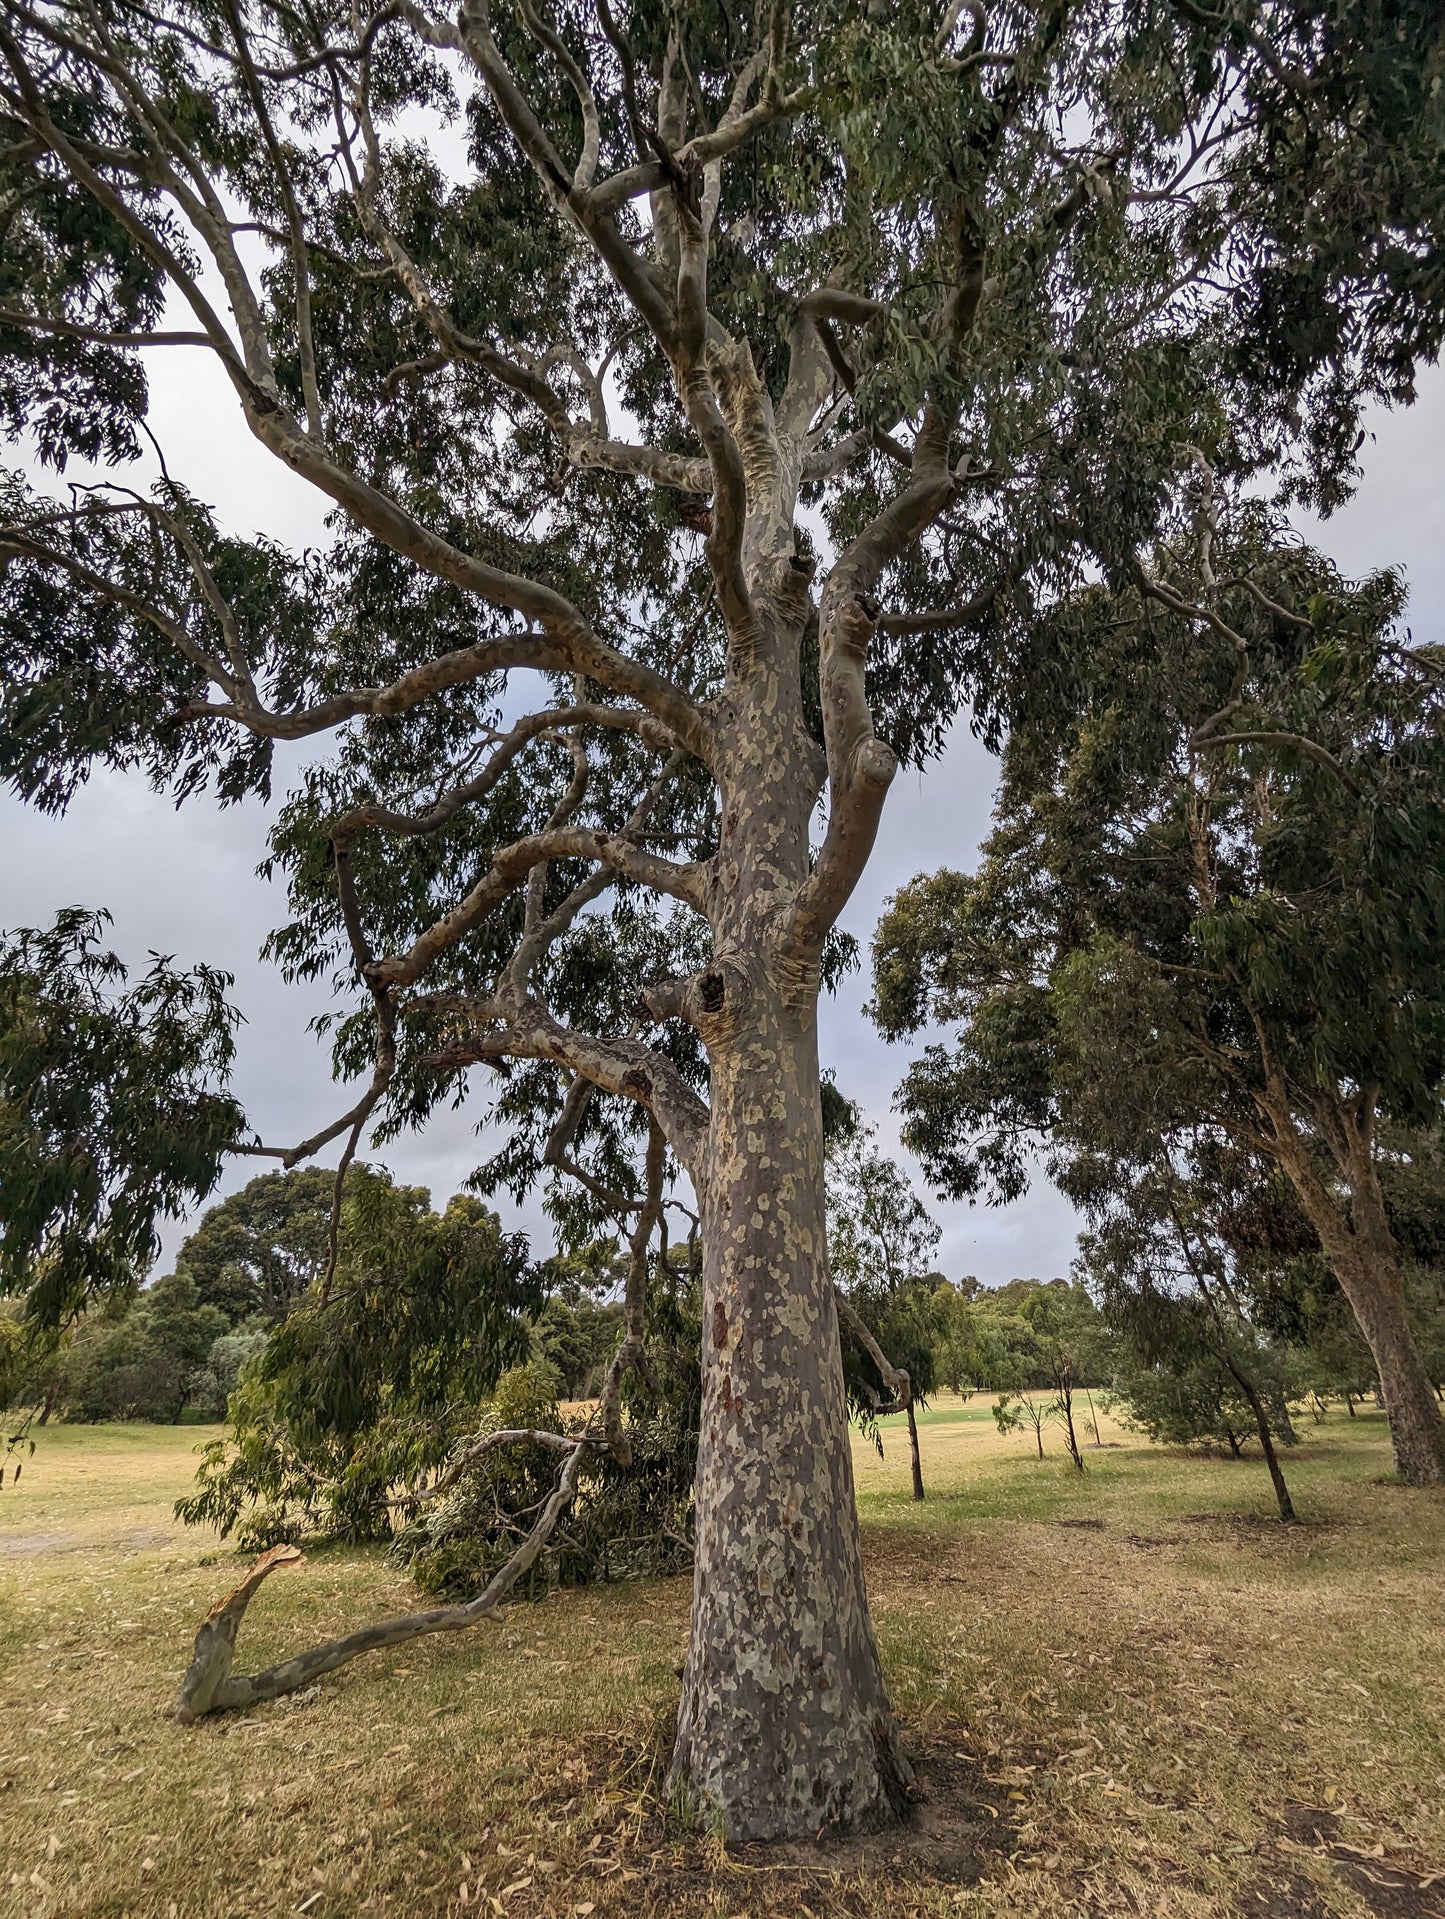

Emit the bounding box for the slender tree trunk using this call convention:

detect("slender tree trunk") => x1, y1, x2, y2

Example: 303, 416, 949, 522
1057, 1373, 1084, 1472
1220, 1355, 1295, 1522
1225, 1426, 1243, 1458
1345, 1392, 1356, 1417
905, 1397, 925, 1501
1085, 1387, 1103, 1447
668, 993, 910, 1840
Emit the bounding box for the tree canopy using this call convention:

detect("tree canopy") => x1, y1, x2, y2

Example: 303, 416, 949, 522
0, 907, 243, 1328
872, 495, 1445, 1482
173, 1167, 346, 1324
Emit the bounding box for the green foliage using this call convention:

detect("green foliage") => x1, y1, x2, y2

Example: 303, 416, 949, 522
1079, 1151, 1307, 1459
826, 1126, 942, 1429
395, 1268, 702, 1600
176, 1168, 539, 1544
394, 1354, 697, 1602
173, 1169, 341, 1325
875, 510, 1445, 1206
2, 3, 1435, 1190
0, 909, 243, 1329
1104, 1342, 1300, 1459
531, 1283, 623, 1401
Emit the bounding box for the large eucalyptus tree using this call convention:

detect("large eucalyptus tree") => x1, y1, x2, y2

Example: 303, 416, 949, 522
1, 0, 1436, 1840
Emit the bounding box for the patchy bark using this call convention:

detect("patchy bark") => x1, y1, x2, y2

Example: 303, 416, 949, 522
668, 1009, 911, 1838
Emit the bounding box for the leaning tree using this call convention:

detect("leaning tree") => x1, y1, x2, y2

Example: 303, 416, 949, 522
1, 0, 1439, 1840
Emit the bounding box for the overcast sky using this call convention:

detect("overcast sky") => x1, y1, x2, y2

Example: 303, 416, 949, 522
4, 331, 1442, 1283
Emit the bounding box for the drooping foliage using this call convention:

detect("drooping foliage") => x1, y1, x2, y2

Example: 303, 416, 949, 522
176, 1167, 539, 1542
872, 492, 1445, 1479
1077, 1146, 1305, 1517
0, 908, 243, 1329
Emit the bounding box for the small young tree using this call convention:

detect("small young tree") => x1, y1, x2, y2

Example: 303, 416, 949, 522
827, 1124, 941, 1499
1080, 1153, 1303, 1520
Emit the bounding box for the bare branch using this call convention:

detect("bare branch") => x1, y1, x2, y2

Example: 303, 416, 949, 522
329, 704, 676, 846
0, 307, 213, 349
220, 0, 323, 437
598, 1118, 665, 1464
369, 828, 707, 993
1194, 731, 1363, 797
422, 997, 710, 1171
787, 414, 957, 952
174, 1441, 591, 1721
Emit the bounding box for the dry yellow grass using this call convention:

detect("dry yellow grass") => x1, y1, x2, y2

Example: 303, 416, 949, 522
2, 1402, 1442, 1919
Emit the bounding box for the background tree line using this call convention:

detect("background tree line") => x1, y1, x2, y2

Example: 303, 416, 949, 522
9, 1122, 1438, 1548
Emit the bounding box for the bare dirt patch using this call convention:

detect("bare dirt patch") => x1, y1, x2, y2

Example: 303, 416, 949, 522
1271, 1806, 1445, 1919
0, 1530, 74, 1558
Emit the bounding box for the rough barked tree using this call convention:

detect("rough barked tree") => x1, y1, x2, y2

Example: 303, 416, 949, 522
872, 497, 1445, 1484
3, 0, 1438, 1839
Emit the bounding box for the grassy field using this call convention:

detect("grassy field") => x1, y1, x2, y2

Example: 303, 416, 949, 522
2, 1401, 1442, 1919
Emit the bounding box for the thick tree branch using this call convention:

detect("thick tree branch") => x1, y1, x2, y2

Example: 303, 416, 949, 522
174, 1441, 591, 1721
330, 705, 674, 847
834, 1286, 911, 1415
369, 829, 707, 993
423, 996, 709, 1171
787, 415, 958, 952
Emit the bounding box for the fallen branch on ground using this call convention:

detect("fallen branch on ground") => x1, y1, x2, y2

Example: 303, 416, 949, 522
173, 1437, 591, 1722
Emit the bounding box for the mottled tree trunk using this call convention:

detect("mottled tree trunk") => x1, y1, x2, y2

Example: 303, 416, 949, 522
1330, 1235, 1445, 1485
667, 993, 911, 1840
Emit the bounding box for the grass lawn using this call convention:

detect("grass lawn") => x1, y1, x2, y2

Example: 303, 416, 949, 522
2, 1402, 1442, 1918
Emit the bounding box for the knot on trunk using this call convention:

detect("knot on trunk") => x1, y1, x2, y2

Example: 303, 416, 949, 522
638, 959, 753, 1041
